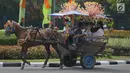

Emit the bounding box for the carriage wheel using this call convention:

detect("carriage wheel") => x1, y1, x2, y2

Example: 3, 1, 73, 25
64, 55, 77, 67
80, 53, 96, 69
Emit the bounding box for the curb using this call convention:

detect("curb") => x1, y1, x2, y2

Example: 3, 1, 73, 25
0, 60, 130, 67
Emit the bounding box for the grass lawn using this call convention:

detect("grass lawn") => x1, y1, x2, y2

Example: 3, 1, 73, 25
0, 56, 130, 62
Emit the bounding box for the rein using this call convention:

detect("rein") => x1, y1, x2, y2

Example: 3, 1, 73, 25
23, 28, 48, 44
6, 21, 15, 33
11, 21, 17, 32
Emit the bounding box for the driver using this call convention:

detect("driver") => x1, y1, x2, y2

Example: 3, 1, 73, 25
73, 21, 86, 46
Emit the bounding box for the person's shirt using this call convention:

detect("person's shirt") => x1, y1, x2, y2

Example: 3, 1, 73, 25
82, 29, 92, 36
63, 26, 66, 32
74, 28, 82, 35
92, 28, 104, 36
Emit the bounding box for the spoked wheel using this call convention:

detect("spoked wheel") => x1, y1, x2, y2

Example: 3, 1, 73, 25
80, 53, 96, 69
64, 54, 77, 67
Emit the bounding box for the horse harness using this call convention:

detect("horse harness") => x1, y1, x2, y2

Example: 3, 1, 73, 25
18, 27, 46, 45
18, 27, 59, 45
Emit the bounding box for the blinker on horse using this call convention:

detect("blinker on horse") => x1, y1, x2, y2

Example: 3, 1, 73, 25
4, 20, 64, 70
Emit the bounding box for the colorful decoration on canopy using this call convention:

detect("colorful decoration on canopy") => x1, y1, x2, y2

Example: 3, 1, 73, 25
84, 2, 104, 17
69, 0, 73, 3
18, 0, 26, 25
75, 2, 106, 22
59, 1, 81, 13
42, 0, 52, 28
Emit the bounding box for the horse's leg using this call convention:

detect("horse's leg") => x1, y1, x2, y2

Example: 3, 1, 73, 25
52, 44, 64, 69
42, 44, 51, 68
20, 46, 30, 70
59, 54, 64, 69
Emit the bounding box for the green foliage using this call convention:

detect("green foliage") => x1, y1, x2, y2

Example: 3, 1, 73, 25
0, 45, 58, 59
103, 48, 114, 59
0, 30, 17, 45
106, 37, 130, 56
107, 38, 130, 49
104, 30, 130, 38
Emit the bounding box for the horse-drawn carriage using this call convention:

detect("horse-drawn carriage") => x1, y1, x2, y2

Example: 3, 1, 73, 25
49, 1, 110, 69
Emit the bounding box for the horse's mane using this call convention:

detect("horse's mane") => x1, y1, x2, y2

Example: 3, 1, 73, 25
12, 21, 27, 30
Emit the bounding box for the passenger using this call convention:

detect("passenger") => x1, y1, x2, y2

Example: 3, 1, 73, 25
73, 22, 86, 46
92, 21, 104, 37
82, 22, 92, 36
90, 21, 104, 42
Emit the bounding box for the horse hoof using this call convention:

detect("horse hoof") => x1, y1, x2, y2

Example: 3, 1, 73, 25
20, 67, 24, 70
59, 66, 63, 69
42, 65, 46, 68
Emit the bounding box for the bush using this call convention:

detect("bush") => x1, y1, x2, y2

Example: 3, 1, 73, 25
107, 38, 130, 49
0, 45, 58, 59
106, 38, 130, 56
103, 48, 114, 59
0, 30, 17, 45
104, 30, 130, 38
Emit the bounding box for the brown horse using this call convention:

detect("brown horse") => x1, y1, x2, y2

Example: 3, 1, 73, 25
4, 20, 65, 69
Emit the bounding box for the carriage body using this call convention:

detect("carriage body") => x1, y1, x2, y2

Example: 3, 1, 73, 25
62, 35, 108, 69
77, 36, 108, 55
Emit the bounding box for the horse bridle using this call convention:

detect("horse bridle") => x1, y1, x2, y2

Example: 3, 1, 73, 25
5, 21, 15, 33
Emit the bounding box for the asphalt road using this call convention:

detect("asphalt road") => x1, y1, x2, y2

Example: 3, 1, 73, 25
0, 65, 130, 73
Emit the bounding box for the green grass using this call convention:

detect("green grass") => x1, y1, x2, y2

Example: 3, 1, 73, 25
0, 56, 130, 62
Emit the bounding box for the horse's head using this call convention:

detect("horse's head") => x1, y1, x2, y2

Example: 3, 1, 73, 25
4, 20, 15, 36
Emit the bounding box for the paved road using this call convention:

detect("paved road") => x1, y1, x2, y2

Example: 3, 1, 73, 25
0, 65, 130, 73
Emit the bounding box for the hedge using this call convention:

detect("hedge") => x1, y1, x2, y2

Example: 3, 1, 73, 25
107, 38, 130, 49
0, 45, 116, 59
104, 30, 130, 38
0, 30, 17, 45
106, 38, 130, 56
0, 45, 58, 59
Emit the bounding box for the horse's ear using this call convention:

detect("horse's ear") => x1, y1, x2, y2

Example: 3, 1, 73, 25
7, 20, 13, 26
7, 20, 11, 23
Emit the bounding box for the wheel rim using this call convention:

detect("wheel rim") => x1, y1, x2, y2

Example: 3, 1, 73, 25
83, 55, 95, 68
